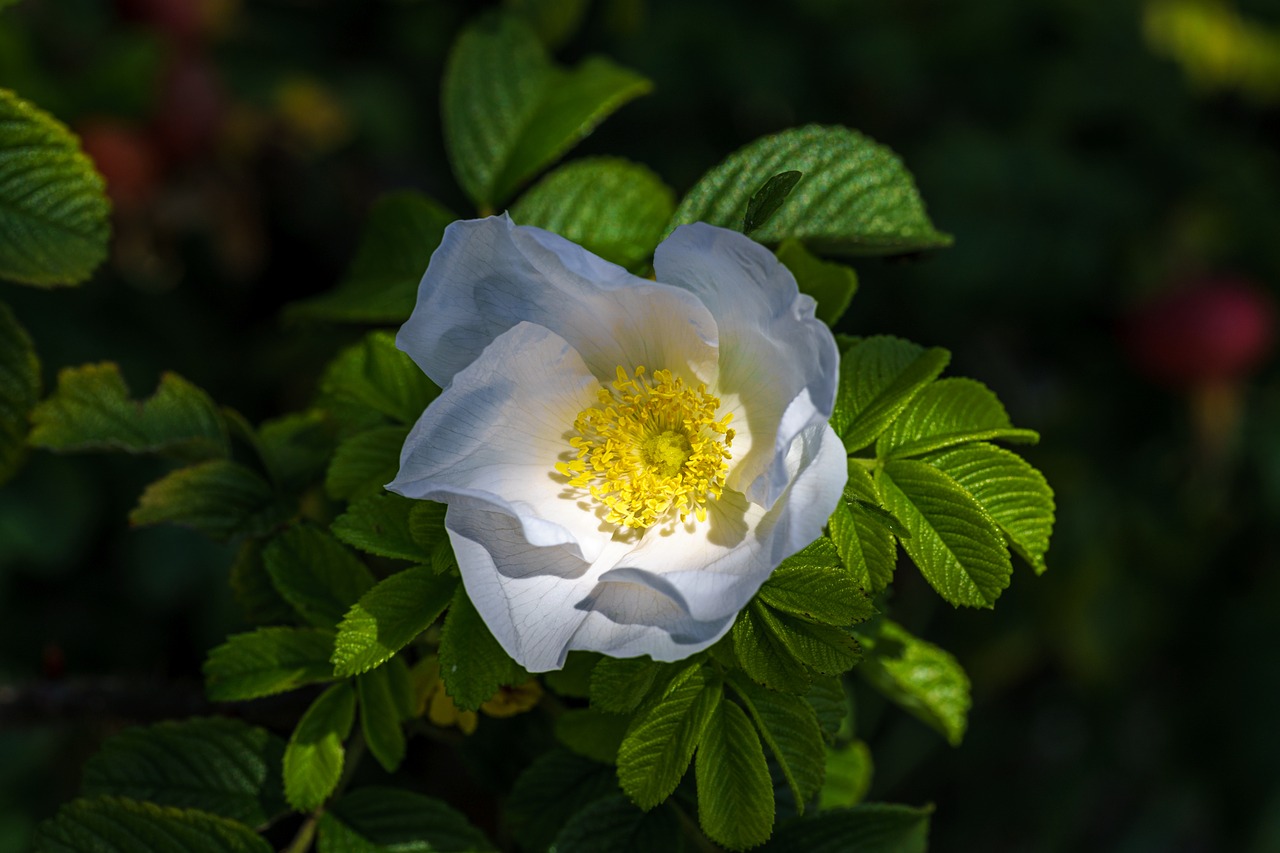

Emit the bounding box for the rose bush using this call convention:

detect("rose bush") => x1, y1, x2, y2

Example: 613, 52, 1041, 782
388, 215, 846, 672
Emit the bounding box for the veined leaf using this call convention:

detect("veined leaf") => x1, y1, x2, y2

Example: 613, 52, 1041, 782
617, 662, 720, 809
695, 699, 774, 850
251, 410, 335, 495
552, 795, 682, 853
442, 12, 649, 208
744, 170, 803, 235
775, 239, 857, 327
760, 802, 932, 853
81, 718, 287, 828
820, 741, 874, 810
129, 460, 285, 541
730, 677, 825, 814
589, 657, 668, 715
438, 584, 527, 711
264, 525, 376, 628
0, 300, 38, 484
732, 601, 812, 694
854, 619, 971, 747
29, 363, 227, 459
0, 88, 110, 287
287, 191, 454, 324
669, 125, 951, 255
284, 683, 356, 812
319, 787, 496, 852
204, 626, 335, 701
757, 607, 862, 675
805, 677, 850, 744
757, 537, 876, 627
325, 425, 409, 502
331, 492, 428, 563
319, 331, 439, 430
876, 377, 1039, 459
878, 459, 1012, 607
831, 336, 949, 453
357, 657, 413, 774
35, 797, 270, 853
828, 464, 897, 593
505, 749, 619, 852
926, 442, 1055, 574
332, 566, 455, 676
510, 157, 674, 270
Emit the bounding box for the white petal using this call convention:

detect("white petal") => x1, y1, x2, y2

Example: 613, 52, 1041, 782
654, 223, 839, 508
397, 214, 720, 389
564, 582, 735, 663
387, 321, 609, 563
598, 420, 847, 624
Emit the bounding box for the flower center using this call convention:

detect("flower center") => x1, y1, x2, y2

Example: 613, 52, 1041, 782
556, 365, 734, 530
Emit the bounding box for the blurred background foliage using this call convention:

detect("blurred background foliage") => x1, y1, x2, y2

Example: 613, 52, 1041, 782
2, 0, 1279, 850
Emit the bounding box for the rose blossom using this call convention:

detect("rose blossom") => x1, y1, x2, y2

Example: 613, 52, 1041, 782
388, 215, 845, 672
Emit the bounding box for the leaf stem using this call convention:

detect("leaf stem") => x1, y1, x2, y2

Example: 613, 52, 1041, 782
281, 812, 319, 853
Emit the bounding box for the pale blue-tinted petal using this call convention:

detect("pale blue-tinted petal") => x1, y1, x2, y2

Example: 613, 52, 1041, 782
564, 581, 735, 663
397, 214, 719, 389
387, 321, 609, 563
654, 223, 839, 508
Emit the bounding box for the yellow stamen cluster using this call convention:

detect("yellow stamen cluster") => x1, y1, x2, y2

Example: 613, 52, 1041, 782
556, 365, 734, 530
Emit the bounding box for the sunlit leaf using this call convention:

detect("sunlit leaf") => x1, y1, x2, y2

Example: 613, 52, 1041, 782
695, 698, 774, 850
775, 239, 857, 327
332, 566, 455, 676
854, 619, 970, 746
284, 683, 356, 811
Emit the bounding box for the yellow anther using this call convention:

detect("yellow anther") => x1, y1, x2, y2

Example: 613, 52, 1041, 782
562, 365, 734, 530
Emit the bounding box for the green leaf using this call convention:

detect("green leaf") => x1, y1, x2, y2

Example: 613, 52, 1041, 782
589, 657, 665, 714
854, 619, 970, 746
320, 787, 496, 852
81, 718, 287, 828
229, 538, 298, 626
828, 465, 897, 594
555, 708, 630, 765
744, 170, 803, 235
876, 377, 1039, 459
730, 678, 825, 814
284, 682, 356, 812
695, 699, 774, 851
325, 425, 409, 502
775, 239, 857, 327
926, 442, 1055, 574
0, 88, 110, 287
319, 331, 440, 429
288, 192, 454, 324
0, 300, 38, 484
29, 363, 228, 459
759, 607, 863, 675
552, 795, 683, 853
757, 537, 876, 627
252, 410, 335, 495
510, 156, 675, 270
264, 525, 376, 628
331, 492, 428, 562
332, 566, 455, 676
805, 677, 850, 744
442, 12, 650, 208
204, 626, 336, 702
35, 797, 271, 853
357, 657, 413, 774
831, 336, 949, 453
761, 803, 932, 853
731, 601, 812, 694
438, 584, 526, 711
878, 459, 1012, 607
129, 460, 285, 541
669, 125, 951, 255
505, 749, 619, 852
819, 741, 874, 810
617, 662, 720, 809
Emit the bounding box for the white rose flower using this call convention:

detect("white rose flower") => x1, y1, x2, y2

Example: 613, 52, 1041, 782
388, 215, 846, 672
